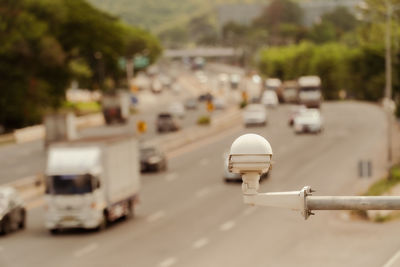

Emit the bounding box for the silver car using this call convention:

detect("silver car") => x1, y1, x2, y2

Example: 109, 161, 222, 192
0, 187, 26, 235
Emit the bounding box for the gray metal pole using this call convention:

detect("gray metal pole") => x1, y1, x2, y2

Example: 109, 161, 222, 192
307, 196, 400, 210
385, 0, 393, 166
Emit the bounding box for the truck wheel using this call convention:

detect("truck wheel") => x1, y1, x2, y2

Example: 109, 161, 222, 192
97, 211, 108, 231
0, 217, 11, 235
126, 200, 134, 219
18, 210, 26, 229
49, 229, 59, 235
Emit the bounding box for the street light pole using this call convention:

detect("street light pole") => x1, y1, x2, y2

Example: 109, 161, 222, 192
384, 0, 393, 167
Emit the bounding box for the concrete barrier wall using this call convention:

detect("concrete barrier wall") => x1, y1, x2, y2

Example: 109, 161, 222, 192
9, 113, 105, 144
14, 125, 45, 144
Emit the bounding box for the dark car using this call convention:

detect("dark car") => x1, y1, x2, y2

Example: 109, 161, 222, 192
198, 93, 213, 102
156, 113, 180, 133
0, 187, 26, 235
140, 146, 167, 172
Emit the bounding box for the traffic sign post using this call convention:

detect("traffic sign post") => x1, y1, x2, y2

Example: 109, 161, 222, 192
137, 121, 147, 134
206, 101, 214, 113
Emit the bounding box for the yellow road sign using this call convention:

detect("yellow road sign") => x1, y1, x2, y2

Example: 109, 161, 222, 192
137, 120, 147, 133
207, 101, 214, 112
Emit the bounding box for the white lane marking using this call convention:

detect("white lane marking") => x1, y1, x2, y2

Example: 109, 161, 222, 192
158, 257, 177, 267
195, 187, 211, 198
165, 173, 178, 182
219, 220, 235, 231
73, 243, 98, 258
192, 238, 209, 249
147, 210, 166, 223
383, 249, 400, 267
242, 207, 257, 216
200, 158, 209, 166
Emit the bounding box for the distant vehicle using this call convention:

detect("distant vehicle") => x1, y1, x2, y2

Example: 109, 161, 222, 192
243, 104, 267, 127
198, 93, 213, 102
134, 72, 151, 90
218, 73, 229, 87
261, 91, 279, 108
282, 80, 299, 103
171, 83, 181, 94
298, 76, 322, 108
192, 57, 205, 70
195, 71, 208, 84
230, 74, 241, 89
159, 74, 172, 89
156, 113, 180, 133
140, 145, 167, 172
294, 108, 323, 134
289, 105, 307, 126
265, 78, 283, 102
101, 91, 131, 125
151, 78, 163, 93
0, 187, 26, 235
184, 98, 198, 110
213, 98, 226, 110
168, 102, 185, 118
44, 135, 140, 233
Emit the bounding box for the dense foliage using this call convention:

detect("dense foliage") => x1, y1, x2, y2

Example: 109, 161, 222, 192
256, 0, 400, 103
0, 0, 161, 130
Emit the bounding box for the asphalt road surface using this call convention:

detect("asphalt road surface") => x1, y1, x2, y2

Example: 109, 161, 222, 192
2, 101, 398, 267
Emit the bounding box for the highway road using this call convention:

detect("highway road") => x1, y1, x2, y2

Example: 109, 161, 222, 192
1, 101, 398, 267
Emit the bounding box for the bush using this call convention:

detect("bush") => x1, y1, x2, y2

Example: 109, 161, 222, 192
197, 115, 210, 125
257, 41, 391, 101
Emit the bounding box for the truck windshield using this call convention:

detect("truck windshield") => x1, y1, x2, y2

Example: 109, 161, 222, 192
50, 174, 94, 195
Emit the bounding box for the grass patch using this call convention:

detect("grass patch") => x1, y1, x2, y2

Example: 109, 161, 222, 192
197, 115, 210, 125
364, 166, 400, 196
63, 101, 101, 115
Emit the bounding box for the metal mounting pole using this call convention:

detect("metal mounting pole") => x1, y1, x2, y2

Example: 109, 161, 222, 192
306, 196, 400, 210
242, 186, 400, 220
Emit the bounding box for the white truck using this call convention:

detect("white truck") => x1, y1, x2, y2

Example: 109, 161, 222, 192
101, 90, 131, 124
44, 135, 140, 233
298, 76, 322, 108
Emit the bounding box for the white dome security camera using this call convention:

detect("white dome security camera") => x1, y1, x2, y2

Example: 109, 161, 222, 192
229, 134, 272, 195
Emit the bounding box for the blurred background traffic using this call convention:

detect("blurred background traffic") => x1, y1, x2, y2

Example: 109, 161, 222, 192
1, 0, 400, 266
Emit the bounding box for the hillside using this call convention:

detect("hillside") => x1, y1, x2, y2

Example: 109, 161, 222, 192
87, 0, 266, 34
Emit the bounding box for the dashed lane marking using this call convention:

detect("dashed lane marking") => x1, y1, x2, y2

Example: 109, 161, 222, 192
73, 243, 99, 258
158, 257, 177, 267
242, 207, 257, 216
192, 238, 209, 249
219, 220, 235, 231
383, 249, 400, 267
195, 187, 211, 198
165, 173, 178, 182
147, 210, 166, 223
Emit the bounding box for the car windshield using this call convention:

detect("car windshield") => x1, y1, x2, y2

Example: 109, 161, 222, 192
158, 114, 172, 119
49, 174, 94, 195
300, 86, 319, 92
